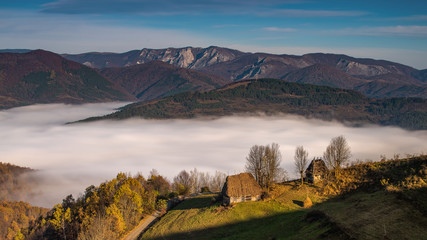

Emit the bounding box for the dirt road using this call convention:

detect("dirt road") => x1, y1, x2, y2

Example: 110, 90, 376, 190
122, 210, 162, 240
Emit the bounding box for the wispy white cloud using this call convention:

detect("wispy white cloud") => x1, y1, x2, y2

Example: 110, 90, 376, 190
262, 27, 296, 32
0, 10, 218, 53
327, 25, 427, 37
41, 0, 302, 15
258, 9, 368, 17
212, 24, 242, 28
391, 15, 427, 21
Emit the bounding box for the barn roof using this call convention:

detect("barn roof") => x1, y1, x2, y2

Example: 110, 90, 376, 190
222, 173, 262, 197
306, 159, 327, 174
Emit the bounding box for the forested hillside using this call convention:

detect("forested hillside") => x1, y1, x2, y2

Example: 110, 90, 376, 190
0, 50, 134, 109
82, 79, 427, 130
0, 163, 33, 201
0, 163, 48, 240
27, 173, 164, 240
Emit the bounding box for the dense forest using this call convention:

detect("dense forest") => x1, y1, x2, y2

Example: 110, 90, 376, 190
82, 79, 427, 130
0, 162, 34, 202
0, 163, 48, 240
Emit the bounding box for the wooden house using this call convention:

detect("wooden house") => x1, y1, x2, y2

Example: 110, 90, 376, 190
221, 173, 262, 205
305, 159, 327, 183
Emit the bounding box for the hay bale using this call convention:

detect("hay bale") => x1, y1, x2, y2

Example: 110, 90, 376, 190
303, 196, 313, 208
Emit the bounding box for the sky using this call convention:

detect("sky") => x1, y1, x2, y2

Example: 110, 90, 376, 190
1, 0, 427, 69
1, 103, 427, 207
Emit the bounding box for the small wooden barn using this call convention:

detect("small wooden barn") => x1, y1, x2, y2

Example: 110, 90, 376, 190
305, 159, 327, 183
221, 173, 263, 205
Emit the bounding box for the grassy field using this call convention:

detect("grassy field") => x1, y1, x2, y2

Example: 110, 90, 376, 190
140, 157, 427, 240
141, 187, 427, 240
140, 185, 344, 240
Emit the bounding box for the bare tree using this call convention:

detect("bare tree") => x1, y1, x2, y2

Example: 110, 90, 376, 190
263, 143, 283, 189
173, 170, 192, 195
323, 135, 351, 172
190, 168, 200, 193
245, 145, 265, 187
149, 169, 159, 178
210, 171, 226, 192
294, 146, 309, 185
245, 143, 284, 188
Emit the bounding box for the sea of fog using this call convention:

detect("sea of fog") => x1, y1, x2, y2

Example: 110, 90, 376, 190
1, 102, 426, 207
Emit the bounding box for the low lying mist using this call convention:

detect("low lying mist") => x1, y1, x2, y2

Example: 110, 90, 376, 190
1, 103, 426, 208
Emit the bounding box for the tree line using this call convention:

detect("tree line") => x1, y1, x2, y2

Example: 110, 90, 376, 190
21, 167, 227, 240
246, 135, 351, 188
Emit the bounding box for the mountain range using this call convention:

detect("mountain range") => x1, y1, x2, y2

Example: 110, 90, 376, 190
1, 47, 427, 110
0, 50, 228, 108
62, 46, 427, 99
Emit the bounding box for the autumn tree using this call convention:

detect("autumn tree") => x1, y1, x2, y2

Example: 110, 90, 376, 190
323, 135, 351, 172
245, 143, 284, 188
147, 170, 170, 197
294, 146, 309, 185
49, 204, 71, 240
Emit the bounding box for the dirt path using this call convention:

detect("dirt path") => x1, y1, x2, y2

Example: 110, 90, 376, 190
122, 210, 162, 240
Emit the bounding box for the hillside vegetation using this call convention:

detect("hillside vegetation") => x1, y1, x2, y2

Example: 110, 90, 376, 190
0, 163, 48, 240
141, 156, 427, 240
0, 201, 48, 240
0, 162, 34, 202
84, 79, 427, 130
100, 61, 229, 101
0, 50, 134, 109
27, 173, 167, 240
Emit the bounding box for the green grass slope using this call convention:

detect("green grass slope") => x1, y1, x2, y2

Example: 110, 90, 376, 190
141, 156, 427, 240
141, 193, 339, 240
83, 79, 427, 130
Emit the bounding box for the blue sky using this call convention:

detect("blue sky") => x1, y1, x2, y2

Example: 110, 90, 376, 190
1, 0, 426, 69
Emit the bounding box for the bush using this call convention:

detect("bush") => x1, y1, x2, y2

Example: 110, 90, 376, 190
201, 186, 210, 193
168, 192, 178, 199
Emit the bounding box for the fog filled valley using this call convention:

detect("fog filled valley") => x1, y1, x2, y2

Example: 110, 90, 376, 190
1, 102, 426, 208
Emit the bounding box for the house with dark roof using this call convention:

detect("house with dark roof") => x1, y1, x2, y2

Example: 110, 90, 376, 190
305, 158, 328, 183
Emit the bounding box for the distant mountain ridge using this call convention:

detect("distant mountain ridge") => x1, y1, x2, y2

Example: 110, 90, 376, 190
61, 46, 427, 99
0, 50, 135, 109
2, 47, 427, 110
101, 61, 229, 101
0, 50, 230, 109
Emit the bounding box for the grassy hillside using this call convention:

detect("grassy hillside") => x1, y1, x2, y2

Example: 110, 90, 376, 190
83, 79, 427, 130
141, 192, 336, 240
141, 156, 427, 240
